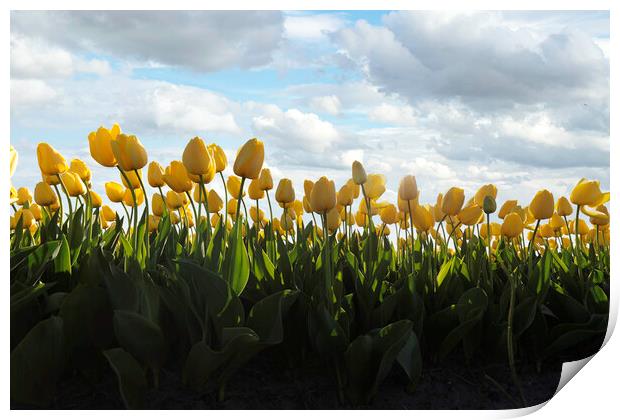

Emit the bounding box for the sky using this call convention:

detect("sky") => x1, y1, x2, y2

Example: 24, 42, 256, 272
10, 10, 610, 216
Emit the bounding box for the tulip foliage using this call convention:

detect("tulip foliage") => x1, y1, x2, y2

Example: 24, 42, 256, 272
9, 132, 610, 408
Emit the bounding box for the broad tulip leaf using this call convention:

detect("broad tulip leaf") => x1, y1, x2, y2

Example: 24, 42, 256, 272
113, 310, 167, 371
103, 347, 147, 409
224, 221, 250, 296
10, 316, 64, 407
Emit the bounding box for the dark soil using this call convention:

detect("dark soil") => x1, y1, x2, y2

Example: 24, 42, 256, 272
13, 347, 568, 410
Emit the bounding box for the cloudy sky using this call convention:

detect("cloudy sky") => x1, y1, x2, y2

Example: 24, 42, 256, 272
10, 10, 610, 212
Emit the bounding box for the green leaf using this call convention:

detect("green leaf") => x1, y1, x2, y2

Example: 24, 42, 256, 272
103, 348, 147, 409
113, 310, 167, 371
224, 221, 250, 296
10, 317, 64, 407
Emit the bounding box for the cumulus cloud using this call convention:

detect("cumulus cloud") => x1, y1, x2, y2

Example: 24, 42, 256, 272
284, 12, 347, 41
332, 11, 609, 112
369, 103, 417, 126
11, 79, 57, 106
11, 11, 284, 72
249, 104, 341, 153
309, 95, 342, 115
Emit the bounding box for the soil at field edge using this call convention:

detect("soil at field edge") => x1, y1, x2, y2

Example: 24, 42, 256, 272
15, 347, 569, 410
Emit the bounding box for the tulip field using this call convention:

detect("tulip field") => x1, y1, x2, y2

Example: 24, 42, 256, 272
9, 126, 610, 409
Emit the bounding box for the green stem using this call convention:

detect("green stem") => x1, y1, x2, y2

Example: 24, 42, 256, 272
235, 177, 246, 224
117, 167, 138, 253
220, 172, 229, 228
56, 174, 73, 214
135, 169, 150, 259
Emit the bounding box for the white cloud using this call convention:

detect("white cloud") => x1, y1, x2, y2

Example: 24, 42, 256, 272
284, 13, 347, 41
145, 84, 241, 134
309, 95, 341, 115
11, 34, 111, 79
401, 158, 455, 180
11, 11, 284, 72
369, 103, 417, 126
250, 105, 341, 153
11, 79, 57, 106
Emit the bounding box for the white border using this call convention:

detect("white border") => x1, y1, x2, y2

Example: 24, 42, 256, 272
4, 1, 616, 418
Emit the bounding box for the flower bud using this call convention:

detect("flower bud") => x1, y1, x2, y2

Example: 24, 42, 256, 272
310, 176, 336, 213
275, 178, 295, 205
352, 161, 367, 185
233, 138, 264, 179
529, 189, 554, 220
37, 143, 67, 175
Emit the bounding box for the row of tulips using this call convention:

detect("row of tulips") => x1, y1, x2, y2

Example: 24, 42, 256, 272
10, 126, 609, 408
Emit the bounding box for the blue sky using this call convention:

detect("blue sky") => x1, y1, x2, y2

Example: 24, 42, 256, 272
10, 10, 610, 215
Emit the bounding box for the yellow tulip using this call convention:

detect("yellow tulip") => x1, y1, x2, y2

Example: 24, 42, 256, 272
209, 143, 228, 173
148, 161, 165, 188
105, 182, 125, 203
208, 190, 224, 213
311, 176, 337, 213
345, 178, 360, 199
10, 145, 18, 177
498, 200, 518, 219
164, 161, 193, 193
441, 187, 465, 216
555, 196, 573, 216
354, 211, 366, 228
474, 184, 498, 208
398, 175, 419, 201
227, 175, 245, 198
88, 125, 119, 167
16, 187, 32, 205
166, 191, 184, 210
380, 204, 398, 225
275, 213, 290, 232
248, 179, 265, 200
364, 174, 386, 200
29, 203, 42, 221
570, 179, 609, 207
34, 182, 57, 206
433, 194, 445, 222
501, 212, 523, 238
276, 179, 295, 205
582, 204, 609, 226
37, 143, 68, 176
227, 198, 238, 216
569, 219, 589, 235
352, 160, 367, 185
233, 138, 264, 179
250, 206, 265, 224
549, 213, 565, 230
304, 180, 315, 198
61, 171, 86, 197
540, 223, 555, 238
337, 184, 353, 207
183, 137, 216, 180
324, 207, 339, 232
293, 200, 304, 218
303, 196, 313, 213
192, 184, 207, 204
89, 190, 102, 208
102, 205, 116, 222
170, 211, 180, 225
42, 173, 60, 185
457, 205, 483, 226
258, 168, 273, 191
119, 168, 141, 190
70, 159, 91, 182
111, 133, 148, 171
15, 209, 35, 228
152, 193, 165, 216
529, 189, 554, 220
148, 215, 160, 232
412, 204, 434, 232
123, 188, 144, 206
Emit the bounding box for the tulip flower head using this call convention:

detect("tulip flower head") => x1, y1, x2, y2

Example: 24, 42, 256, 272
233, 138, 264, 179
